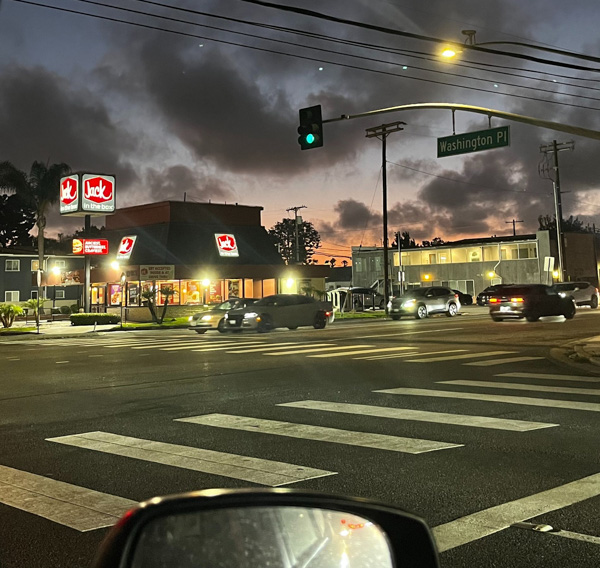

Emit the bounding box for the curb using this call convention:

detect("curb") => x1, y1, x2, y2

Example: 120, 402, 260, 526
549, 340, 600, 376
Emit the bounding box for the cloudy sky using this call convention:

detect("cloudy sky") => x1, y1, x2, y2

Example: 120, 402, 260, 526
1, 0, 600, 262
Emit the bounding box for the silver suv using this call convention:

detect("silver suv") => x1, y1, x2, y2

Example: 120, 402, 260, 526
388, 287, 461, 320
553, 282, 599, 309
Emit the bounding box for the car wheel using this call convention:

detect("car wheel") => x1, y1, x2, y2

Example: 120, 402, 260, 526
313, 312, 327, 329
217, 319, 227, 333
257, 315, 272, 333
591, 296, 599, 309
415, 304, 428, 320
195, 329, 207, 334
379, 299, 386, 309
491, 316, 503, 322
288, 326, 298, 330
525, 314, 539, 322
391, 315, 401, 321
446, 303, 458, 317
564, 303, 576, 320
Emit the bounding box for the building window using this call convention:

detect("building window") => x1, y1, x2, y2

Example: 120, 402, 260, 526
482, 246, 499, 262
5, 291, 19, 302
467, 247, 482, 262
519, 243, 537, 259
31, 290, 39, 299
500, 244, 519, 260
55, 290, 66, 299
31, 259, 40, 271
5, 259, 20, 272
354, 259, 363, 273
53, 259, 66, 268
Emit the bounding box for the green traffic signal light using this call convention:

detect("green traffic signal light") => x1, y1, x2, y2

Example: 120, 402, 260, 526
297, 105, 323, 150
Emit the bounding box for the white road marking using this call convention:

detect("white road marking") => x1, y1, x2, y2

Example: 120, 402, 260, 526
0, 465, 136, 532
6, 357, 20, 361
176, 414, 462, 454
278, 400, 558, 432
354, 351, 421, 360
464, 356, 544, 366
55, 361, 69, 364
433, 471, 600, 552
548, 530, 600, 545
405, 351, 517, 362
498, 372, 600, 383
308, 347, 420, 358
161, 341, 266, 351
225, 343, 330, 354
47, 431, 334, 487
441, 380, 600, 396
360, 327, 463, 339
354, 349, 464, 361
87, 354, 104, 358
376, 387, 600, 412
265, 344, 374, 356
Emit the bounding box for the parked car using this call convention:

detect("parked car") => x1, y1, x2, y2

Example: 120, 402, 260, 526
189, 298, 258, 333
476, 285, 503, 306
347, 287, 386, 310
553, 281, 599, 309
388, 287, 461, 320
488, 284, 576, 322
452, 289, 473, 305
225, 294, 334, 332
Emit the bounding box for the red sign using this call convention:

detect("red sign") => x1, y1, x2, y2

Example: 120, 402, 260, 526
215, 233, 239, 257
72, 239, 109, 255
59, 175, 79, 214
83, 176, 114, 203
117, 235, 137, 260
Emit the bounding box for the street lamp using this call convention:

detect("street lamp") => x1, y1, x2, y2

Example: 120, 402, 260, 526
120, 272, 126, 329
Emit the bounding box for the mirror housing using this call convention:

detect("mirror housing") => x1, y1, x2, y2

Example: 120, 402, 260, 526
93, 489, 439, 568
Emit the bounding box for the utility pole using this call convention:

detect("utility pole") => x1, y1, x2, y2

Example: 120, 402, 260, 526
366, 121, 406, 314
505, 219, 523, 236
286, 205, 306, 264
539, 140, 574, 282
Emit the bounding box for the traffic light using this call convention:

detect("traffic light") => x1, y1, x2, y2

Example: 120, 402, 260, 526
297, 105, 323, 150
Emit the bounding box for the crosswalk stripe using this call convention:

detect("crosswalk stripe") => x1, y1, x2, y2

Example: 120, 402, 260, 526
307, 347, 418, 358
192, 342, 317, 353
464, 357, 544, 366
160, 341, 267, 351
176, 414, 463, 454
224, 343, 329, 354
278, 400, 558, 432
354, 349, 463, 361
404, 351, 517, 363
497, 372, 600, 383
131, 341, 219, 350
375, 387, 600, 412
0, 465, 136, 532
440, 380, 600, 397
46, 432, 334, 487
360, 327, 463, 339
263, 344, 374, 356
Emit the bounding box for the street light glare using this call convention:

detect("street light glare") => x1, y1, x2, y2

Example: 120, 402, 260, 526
441, 48, 457, 58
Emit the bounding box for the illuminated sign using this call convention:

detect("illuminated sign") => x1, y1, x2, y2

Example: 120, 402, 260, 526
59, 175, 79, 214
117, 235, 137, 260
215, 234, 239, 257
140, 265, 175, 280
72, 239, 109, 255
81, 174, 115, 213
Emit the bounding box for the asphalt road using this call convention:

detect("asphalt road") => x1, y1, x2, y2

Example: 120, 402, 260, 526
1, 308, 599, 568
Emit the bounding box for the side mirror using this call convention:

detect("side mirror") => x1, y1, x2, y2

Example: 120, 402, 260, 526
93, 489, 439, 568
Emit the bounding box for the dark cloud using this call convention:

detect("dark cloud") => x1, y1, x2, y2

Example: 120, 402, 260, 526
334, 199, 382, 229
145, 165, 234, 202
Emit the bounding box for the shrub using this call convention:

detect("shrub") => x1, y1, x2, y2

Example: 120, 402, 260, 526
0, 303, 24, 328
70, 313, 121, 326
60, 305, 71, 315
70, 303, 80, 313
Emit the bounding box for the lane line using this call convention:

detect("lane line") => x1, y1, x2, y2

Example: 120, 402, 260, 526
405, 351, 517, 363
464, 356, 544, 366
0, 465, 136, 532
360, 327, 463, 339
308, 347, 420, 358
498, 372, 600, 383
376, 387, 600, 412
278, 400, 558, 432
176, 414, 462, 454
55, 361, 69, 364
433, 471, 600, 552
264, 344, 375, 356
354, 349, 464, 361
47, 432, 334, 487
440, 380, 600, 396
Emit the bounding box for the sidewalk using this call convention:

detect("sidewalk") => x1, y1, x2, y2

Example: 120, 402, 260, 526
551, 336, 600, 371
3, 319, 118, 338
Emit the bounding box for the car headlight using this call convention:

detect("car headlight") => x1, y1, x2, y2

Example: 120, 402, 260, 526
244, 312, 258, 318
402, 299, 416, 308
201, 314, 212, 321
558, 292, 566, 297
188, 316, 194, 322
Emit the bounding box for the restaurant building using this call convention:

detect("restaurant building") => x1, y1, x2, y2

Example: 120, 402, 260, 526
91, 200, 329, 320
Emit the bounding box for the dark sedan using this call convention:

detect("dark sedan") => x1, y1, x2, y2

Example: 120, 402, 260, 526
452, 289, 473, 305
476, 285, 503, 306
488, 284, 576, 322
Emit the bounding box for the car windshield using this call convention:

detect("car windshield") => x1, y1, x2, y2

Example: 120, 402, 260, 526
2, 3, 596, 568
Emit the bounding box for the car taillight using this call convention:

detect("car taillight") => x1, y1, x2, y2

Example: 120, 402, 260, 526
454, 294, 459, 299
489, 298, 499, 303
510, 297, 524, 303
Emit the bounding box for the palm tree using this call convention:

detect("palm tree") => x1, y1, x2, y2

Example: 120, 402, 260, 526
0, 161, 71, 274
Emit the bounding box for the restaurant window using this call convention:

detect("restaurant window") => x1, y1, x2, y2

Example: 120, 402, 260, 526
244, 279, 254, 298
91, 286, 106, 305
109, 284, 122, 306
263, 279, 276, 297
181, 281, 202, 304
227, 279, 241, 298
128, 283, 139, 306
157, 281, 181, 305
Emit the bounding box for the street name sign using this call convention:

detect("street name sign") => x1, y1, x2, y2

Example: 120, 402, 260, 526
438, 126, 510, 158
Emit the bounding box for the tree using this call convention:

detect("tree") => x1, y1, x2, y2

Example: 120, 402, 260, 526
391, 231, 416, 249
141, 285, 175, 324
268, 218, 321, 264
328, 258, 337, 268
0, 161, 71, 274
538, 214, 590, 233
421, 237, 446, 247
0, 303, 24, 328
22, 298, 44, 327
0, 194, 35, 248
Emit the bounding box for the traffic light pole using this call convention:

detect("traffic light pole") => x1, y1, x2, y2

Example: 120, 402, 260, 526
366, 122, 405, 315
